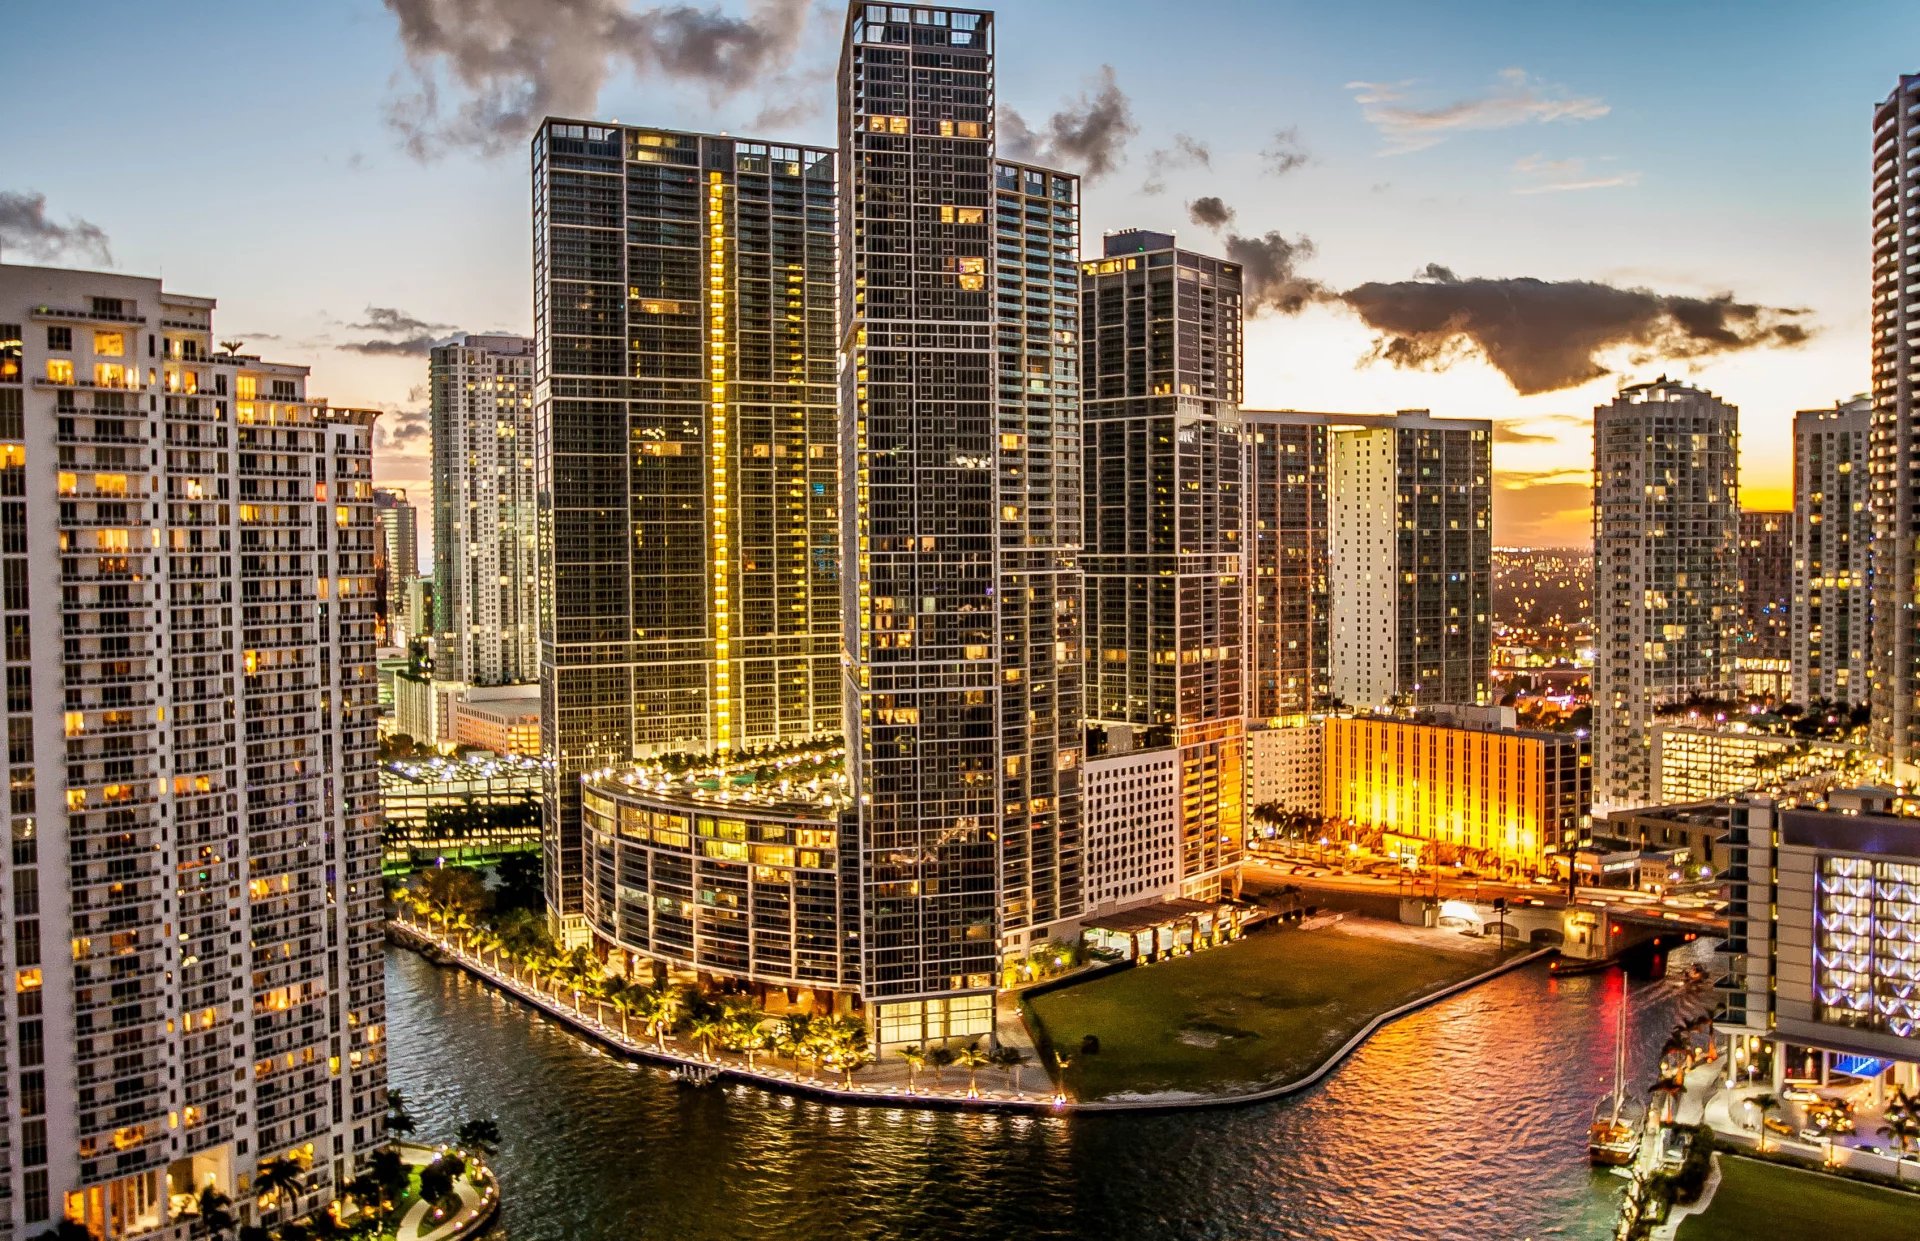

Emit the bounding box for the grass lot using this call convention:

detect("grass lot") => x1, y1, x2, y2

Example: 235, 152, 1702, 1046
1024, 921, 1500, 1101
1675, 1156, 1920, 1240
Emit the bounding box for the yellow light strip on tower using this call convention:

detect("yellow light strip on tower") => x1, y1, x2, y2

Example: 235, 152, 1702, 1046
708, 171, 732, 754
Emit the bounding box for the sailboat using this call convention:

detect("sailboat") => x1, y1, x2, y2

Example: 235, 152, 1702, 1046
1589, 996, 1645, 1167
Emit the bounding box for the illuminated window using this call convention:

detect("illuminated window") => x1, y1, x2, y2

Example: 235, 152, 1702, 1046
92, 331, 124, 357
45, 359, 73, 385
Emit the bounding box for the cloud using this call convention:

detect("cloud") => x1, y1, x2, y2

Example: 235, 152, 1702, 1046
1499, 467, 1591, 487
338, 305, 453, 356
382, 0, 809, 158
999, 66, 1138, 181
1141, 132, 1210, 194
1338, 266, 1812, 395
1187, 196, 1235, 230
374, 407, 432, 457
1224, 231, 1325, 317
1261, 127, 1310, 177
1512, 153, 1640, 194
1493, 479, 1593, 545
1494, 414, 1587, 445
0, 191, 112, 266
1348, 68, 1608, 155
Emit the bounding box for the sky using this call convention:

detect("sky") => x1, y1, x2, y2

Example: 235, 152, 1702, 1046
2, 0, 1912, 548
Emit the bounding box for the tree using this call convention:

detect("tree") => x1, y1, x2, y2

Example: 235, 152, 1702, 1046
456, 1117, 502, 1158
369, 1147, 409, 1208
197, 1185, 237, 1240
1748, 1093, 1781, 1151
494, 850, 543, 912
687, 1013, 725, 1060
990, 1045, 1030, 1096
899, 1045, 928, 1094
640, 986, 684, 1051
29, 1223, 95, 1241
385, 1088, 417, 1139
411, 867, 491, 934
778, 1014, 814, 1073
254, 1155, 308, 1223
954, 1043, 990, 1096
417, 1160, 455, 1209
929, 1045, 956, 1086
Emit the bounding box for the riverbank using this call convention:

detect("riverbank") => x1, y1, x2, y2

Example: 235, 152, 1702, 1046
388, 920, 1549, 1115
1027, 918, 1515, 1102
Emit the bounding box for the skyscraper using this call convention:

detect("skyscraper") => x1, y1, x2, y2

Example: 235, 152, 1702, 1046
0, 266, 385, 1235
1081, 229, 1244, 897
1736, 509, 1792, 697
839, 3, 1084, 1049
1793, 397, 1872, 706
1872, 74, 1920, 780
1242, 409, 1491, 714
1592, 379, 1741, 811
532, 120, 841, 937
373, 487, 417, 644
430, 334, 537, 687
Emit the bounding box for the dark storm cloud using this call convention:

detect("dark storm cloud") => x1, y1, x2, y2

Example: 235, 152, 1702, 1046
1187, 196, 1235, 230
1339, 267, 1812, 395
339, 306, 454, 356
1224, 231, 1326, 317
382, 0, 809, 158
1261, 127, 1310, 177
999, 66, 1138, 182
0, 191, 112, 265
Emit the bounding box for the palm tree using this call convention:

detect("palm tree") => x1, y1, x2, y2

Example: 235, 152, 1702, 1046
456, 1117, 502, 1158
196, 1184, 237, 1240
929, 1045, 956, 1087
1647, 1077, 1684, 1126
385, 1088, 417, 1140
899, 1045, 928, 1094
954, 1043, 991, 1097
779, 1014, 814, 1074
639, 987, 683, 1052
254, 1155, 307, 1224
687, 1013, 724, 1061
990, 1045, 1030, 1096
1748, 1092, 1781, 1151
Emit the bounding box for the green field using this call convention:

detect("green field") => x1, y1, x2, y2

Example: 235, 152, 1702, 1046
1024, 922, 1500, 1101
1676, 1156, 1920, 1240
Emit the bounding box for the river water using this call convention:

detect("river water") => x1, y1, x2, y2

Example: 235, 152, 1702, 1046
384, 940, 1717, 1241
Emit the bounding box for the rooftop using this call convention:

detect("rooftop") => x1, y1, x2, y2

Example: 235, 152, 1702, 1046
588, 742, 848, 820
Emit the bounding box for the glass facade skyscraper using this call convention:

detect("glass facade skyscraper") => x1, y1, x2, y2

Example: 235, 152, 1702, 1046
1081, 230, 1245, 898
839, 4, 1084, 1048
532, 121, 841, 935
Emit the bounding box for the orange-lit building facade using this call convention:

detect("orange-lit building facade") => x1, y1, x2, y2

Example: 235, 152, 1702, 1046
1322, 715, 1590, 867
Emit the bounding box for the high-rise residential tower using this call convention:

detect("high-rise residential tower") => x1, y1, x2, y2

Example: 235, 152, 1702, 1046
532, 120, 841, 937
430, 334, 537, 687
1242, 409, 1491, 715
1592, 379, 1741, 811
1081, 229, 1244, 897
1793, 397, 1872, 706
1736, 509, 1792, 697
1872, 75, 1920, 780
0, 266, 385, 1236
373, 487, 417, 644
839, 4, 1084, 1049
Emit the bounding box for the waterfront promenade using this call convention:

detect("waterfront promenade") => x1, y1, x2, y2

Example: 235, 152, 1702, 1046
389, 920, 1549, 1115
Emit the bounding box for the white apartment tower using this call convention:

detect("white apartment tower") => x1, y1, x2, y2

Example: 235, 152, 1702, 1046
0, 267, 386, 1238
1592, 379, 1741, 811
1319, 412, 1491, 709
429, 335, 536, 686
1793, 397, 1872, 707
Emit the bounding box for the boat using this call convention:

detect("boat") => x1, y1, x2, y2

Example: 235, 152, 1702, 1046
1589, 998, 1645, 1167
1551, 953, 1620, 977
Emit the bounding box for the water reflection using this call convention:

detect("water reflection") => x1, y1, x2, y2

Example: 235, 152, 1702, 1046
385, 941, 1716, 1240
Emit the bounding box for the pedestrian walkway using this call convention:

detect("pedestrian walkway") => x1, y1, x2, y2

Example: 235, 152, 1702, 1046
391, 1142, 498, 1241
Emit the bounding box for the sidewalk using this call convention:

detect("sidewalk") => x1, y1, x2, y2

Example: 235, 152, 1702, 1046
391, 1142, 498, 1241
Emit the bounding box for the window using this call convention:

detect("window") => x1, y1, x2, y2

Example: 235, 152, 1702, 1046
44, 360, 72, 385
92, 331, 124, 357
45, 327, 70, 351
0, 325, 19, 382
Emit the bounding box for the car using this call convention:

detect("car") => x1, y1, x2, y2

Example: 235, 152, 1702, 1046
1799, 1128, 1829, 1143
1764, 1116, 1795, 1137
1782, 1086, 1822, 1103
